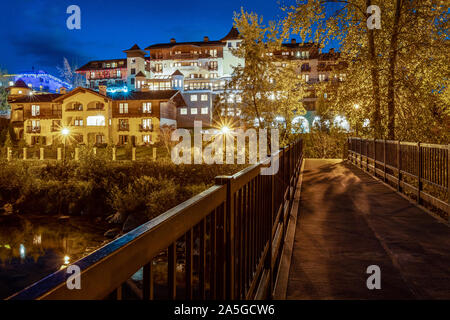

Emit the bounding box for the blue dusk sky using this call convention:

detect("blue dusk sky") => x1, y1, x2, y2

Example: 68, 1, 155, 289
0, 0, 340, 76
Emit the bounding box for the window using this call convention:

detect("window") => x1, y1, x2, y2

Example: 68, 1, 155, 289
119, 135, 129, 145
180, 108, 187, 115
31, 120, 40, 129
210, 49, 217, 57
96, 135, 106, 144
236, 95, 242, 103
324, 93, 328, 99
190, 95, 198, 102
142, 102, 152, 113
119, 103, 128, 114
31, 105, 40, 116
303, 74, 309, 82
319, 74, 326, 81
130, 78, 135, 85
91, 72, 95, 79
118, 119, 129, 130
74, 118, 84, 126
191, 108, 198, 115
143, 135, 151, 143
142, 118, 152, 129
87, 116, 105, 126
131, 58, 136, 64
201, 94, 208, 101
131, 68, 136, 75
201, 107, 208, 114
117, 70, 121, 78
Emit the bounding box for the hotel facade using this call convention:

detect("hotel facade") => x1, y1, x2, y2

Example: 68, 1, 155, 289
8, 80, 183, 146
8, 27, 345, 146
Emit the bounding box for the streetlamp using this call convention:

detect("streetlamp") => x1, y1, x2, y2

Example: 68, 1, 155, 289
61, 128, 70, 163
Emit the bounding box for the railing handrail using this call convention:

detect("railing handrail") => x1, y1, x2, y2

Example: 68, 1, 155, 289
9, 139, 304, 300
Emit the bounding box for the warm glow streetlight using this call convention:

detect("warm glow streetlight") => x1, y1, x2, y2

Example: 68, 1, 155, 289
61, 128, 70, 136
221, 126, 231, 134
354, 104, 360, 110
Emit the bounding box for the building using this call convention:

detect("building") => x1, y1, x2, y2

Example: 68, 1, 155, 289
75, 27, 345, 130
7, 80, 185, 146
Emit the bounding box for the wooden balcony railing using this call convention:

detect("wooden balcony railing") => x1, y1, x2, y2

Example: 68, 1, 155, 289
8, 139, 303, 300
139, 125, 153, 132
118, 124, 130, 131
348, 137, 449, 216
26, 126, 41, 134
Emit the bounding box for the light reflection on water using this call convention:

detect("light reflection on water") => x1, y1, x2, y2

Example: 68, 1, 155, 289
0, 215, 108, 299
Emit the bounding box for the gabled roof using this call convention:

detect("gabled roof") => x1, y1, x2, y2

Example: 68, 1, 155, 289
123, 44, 147, 55
172, 70, 184, 76
53, 87, 111, 102
11, 79, 29, 89
135, 71, 146, 77
221, 27, 240, 41
108, 90, 180, 101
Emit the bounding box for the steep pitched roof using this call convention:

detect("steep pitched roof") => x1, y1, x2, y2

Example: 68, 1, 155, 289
11, 79, 29, 89
53, 87, 111, 102
135, 71, 146, 77
172, 70, 184, 76
221, 27, 240, 41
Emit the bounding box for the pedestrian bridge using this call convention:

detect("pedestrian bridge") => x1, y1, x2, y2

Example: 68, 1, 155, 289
8, 139, 449, 300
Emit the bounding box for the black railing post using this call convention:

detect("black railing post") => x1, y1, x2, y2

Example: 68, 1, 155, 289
215, 176, 234, 300
417, 142, 422, 205
383, 139, 387, 182
397, 141, 401, 192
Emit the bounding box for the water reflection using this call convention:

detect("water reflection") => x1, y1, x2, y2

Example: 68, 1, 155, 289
0, 215, 108, 299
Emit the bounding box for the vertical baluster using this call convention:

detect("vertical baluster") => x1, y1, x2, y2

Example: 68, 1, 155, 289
185, 229, 193, 300
143, 261, 154, 300
210, 209, 217, 299
168, 243, 176, 300
397, 141, 401, 192
199, 219, 206, 300
417, 142, 422, 205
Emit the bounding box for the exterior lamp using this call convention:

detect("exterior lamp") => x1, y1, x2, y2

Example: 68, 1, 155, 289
221, 126, 231, 134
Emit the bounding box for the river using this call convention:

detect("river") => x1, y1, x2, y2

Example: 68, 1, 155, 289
0, 215, 109, 299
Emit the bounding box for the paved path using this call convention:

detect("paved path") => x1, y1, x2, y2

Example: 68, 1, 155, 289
286, 159, 449, 299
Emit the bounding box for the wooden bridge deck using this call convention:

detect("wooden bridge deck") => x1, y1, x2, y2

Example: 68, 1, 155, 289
286, 159, 449, 299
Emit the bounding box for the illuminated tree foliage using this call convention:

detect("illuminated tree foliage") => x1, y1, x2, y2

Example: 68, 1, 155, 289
229, 9, 307, 143
283, 0, 449, 142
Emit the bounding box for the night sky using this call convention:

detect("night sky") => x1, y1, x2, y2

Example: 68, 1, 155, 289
0, 0, 338, 76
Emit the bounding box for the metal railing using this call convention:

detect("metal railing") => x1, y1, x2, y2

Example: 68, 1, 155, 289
9, 139, 303, 300
348, 138, 449, 216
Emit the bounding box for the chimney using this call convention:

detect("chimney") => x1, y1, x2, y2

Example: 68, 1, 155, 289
59, 87, 67, 94
203, 36, 209, 42
291, 38, 296, 44
170, 38, 176, 44
99, 85, 107, 96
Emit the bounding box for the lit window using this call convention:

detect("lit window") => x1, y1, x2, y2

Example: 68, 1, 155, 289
190, 95, 198, 102
191, 108, 198, 115
236, 95, 242, 103
31, 105, 40, 116
74, 118, 83, 126
319, 74, 326, 81
201, 94, 208, 101
142, 102, 152, 113
119, 103, 128, 114
142, 118, 152, 129
143, 135, 151, 143
87, 115, 105, 126
180, 108, 187, 115
9, 81, 14, 86
201, 107, 208, 114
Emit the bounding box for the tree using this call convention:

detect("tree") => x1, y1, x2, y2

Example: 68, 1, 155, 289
230, 8, 307, 142
57, 57, 85, 88
0, 68, 10, 115
283, 0, 449, 142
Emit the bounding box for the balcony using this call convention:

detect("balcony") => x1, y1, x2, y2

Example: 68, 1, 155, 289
66, 106, 83, 112
118, 124, 130, 131
139, 125, 153, 132
26, 126, 41, 134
